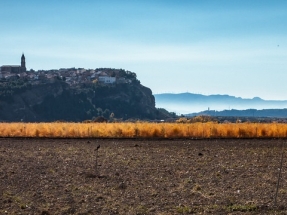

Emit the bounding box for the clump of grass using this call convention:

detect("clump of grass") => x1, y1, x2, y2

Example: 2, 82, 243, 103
176, 205, 192, 214
225, 204, 258, 212
136, 205, 149, 215
193, 183, 202, 191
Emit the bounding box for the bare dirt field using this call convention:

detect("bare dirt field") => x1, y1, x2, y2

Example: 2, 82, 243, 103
1, 138, 287, 214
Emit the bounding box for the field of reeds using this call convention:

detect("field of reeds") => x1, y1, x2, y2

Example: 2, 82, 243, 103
1, 122, 287, 138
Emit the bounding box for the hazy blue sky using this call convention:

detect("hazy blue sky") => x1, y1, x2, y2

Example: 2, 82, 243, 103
1, 0, 287, 100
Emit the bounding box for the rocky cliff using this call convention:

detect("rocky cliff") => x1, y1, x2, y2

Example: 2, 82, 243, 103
0, 79, 169, 122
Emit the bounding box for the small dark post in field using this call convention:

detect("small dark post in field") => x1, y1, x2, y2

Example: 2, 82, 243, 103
23, 125, 26, 137
274, 141, 285, 207
210, 127, 211, 138
95, 145, 100, 175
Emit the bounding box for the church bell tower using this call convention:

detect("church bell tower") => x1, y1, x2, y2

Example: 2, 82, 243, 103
21, 53, 26, 72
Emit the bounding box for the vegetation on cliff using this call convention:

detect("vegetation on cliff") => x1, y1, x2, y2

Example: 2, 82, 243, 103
0, 78, 32, 102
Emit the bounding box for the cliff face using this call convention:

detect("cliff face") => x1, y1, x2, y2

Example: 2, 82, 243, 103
0, 81, 67, 122
92, 83, 156, 120
0, 81, 164, 122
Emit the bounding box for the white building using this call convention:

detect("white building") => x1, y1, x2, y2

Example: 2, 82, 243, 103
98, 76, 116, 84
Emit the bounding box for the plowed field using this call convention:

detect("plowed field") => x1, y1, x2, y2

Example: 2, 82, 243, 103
1, 138, 287, 214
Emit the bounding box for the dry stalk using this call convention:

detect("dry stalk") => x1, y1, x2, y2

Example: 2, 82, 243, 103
274, 141, 285, 207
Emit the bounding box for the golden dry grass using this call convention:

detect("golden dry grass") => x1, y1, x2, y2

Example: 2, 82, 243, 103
1, 122, 287, 138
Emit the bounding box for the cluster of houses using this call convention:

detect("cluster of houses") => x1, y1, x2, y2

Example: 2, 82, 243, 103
0, 54, 132, 86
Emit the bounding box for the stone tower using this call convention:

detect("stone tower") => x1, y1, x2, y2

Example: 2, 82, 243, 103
21, 53, 26, 72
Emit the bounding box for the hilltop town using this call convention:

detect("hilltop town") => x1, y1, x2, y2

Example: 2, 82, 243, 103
0, 54, 138, 86
0, 54, 174, 122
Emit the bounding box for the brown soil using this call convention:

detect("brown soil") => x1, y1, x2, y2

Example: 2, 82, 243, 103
0, 138, 287, 214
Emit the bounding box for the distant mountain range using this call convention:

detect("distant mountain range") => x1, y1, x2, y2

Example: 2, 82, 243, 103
154, 93, 287, 115
186, 109, 287, 118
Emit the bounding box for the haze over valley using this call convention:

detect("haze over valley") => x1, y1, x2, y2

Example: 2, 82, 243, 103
154, 93, 287, 114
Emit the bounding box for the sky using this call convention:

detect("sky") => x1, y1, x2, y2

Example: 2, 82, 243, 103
1, 0, 287, 100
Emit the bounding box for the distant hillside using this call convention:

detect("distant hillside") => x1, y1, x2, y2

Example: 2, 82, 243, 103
154, 93, 287, 114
